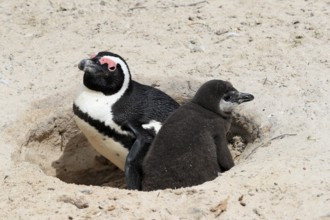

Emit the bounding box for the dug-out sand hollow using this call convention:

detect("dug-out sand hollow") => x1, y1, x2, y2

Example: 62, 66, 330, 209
20, 102, 261, 189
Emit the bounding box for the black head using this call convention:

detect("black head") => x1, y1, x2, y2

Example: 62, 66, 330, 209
78, 51, 131, 95
192, 80, 254, 117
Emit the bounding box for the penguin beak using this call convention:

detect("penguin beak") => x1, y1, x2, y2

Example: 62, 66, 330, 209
234, 92, 254, 104
78, 59, 88, 70
78, 59, 104, 74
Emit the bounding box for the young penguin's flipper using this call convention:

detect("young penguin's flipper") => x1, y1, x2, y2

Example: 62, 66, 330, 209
123, 122, 153, 190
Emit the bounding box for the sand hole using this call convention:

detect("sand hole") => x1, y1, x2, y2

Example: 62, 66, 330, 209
21, 107, 260, 189
22, 110, 126, 188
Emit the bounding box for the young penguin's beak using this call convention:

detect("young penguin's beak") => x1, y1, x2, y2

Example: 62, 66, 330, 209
234, 92, 254, 104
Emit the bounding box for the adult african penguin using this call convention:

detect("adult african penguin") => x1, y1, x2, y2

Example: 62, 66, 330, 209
134, 80, 254, 191
73, 51, 179, 189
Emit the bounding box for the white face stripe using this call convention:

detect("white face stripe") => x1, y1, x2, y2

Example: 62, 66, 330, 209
74, 55, 131, 135
142, 120, 162, 134
219, 98, 238, 113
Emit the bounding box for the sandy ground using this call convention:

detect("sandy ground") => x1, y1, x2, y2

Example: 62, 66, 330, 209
1, 0, 330, 219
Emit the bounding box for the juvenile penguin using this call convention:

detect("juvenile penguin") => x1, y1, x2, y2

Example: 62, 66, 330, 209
137, 80, 254, 191
73, 51, 179, 189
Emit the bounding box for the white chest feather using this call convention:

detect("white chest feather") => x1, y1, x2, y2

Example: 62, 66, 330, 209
74, 85, 129, 135
74, 85, 131, 170
142, 120, 162, 133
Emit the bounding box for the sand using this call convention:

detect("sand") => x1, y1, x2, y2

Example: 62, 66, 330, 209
0, 0, 329, 219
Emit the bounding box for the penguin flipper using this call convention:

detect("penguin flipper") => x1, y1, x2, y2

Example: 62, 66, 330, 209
214, 132, 235, 172
123, 122, 153, 190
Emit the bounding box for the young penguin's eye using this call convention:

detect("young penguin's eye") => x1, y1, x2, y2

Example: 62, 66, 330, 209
223, 94, 231, 102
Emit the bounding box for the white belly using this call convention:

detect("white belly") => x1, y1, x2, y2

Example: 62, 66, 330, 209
74, 116, 128, 171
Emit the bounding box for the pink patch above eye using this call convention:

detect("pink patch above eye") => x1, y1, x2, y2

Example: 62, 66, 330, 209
99, 57, 117, 71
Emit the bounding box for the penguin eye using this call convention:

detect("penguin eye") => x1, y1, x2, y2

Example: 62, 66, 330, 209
109, 66, 116, 71
223, 94, 231, 101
